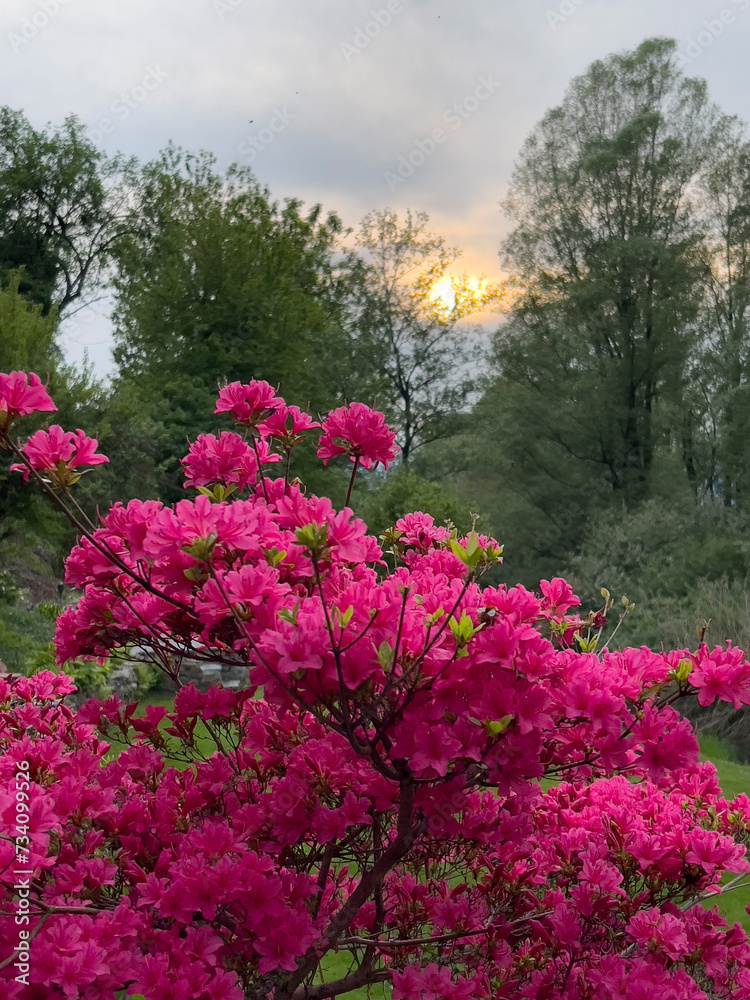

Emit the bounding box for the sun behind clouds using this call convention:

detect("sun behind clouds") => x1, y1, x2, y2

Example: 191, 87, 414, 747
428, 273, 504, 321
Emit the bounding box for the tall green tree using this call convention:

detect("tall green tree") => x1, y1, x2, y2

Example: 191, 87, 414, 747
352, 209, 498, 464
0, 108, 133, 314
112, 146, 362, 496
692, 115, 750, 505
478, 38, 717, 572
0, 270, 58, 371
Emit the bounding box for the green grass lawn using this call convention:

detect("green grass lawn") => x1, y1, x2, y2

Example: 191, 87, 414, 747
318, 954, 390, 999
698, 738, 750, 931
103, 690, 218, 768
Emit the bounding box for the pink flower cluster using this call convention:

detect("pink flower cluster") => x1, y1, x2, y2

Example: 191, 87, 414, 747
5, 375, 750, 999
260, 404, 320, 450
0, 371, 56, 432
317, 401, 398, 469
393, 511, 452, 552
214, 380, 282, 428
10, 425, 108, 487
181, 431, 280, 491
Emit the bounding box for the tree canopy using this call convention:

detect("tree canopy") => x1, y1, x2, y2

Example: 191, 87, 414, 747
0, 108, 132, 315
474, 38, 724, 573
111, 145, 365, 496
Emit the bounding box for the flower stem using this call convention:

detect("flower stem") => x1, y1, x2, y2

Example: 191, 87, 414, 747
250, 435, 269, 503
345, 456, 360, 508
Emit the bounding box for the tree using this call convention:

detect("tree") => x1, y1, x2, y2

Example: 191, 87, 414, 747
0, 270, 58, 372
479, 38, 717, 569
0, 107, 133, 314
352, 209, 499, 463
4, 374, 750, 998
354, 465, 475, 539
112, 145, 362, 497
691, 115, 750, 505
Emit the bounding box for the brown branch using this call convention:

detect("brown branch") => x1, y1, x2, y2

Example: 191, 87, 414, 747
289, 968, 391, 1000
337, 909, 553, 949
0, 912, 51, 970
279, 776, 417, 998
345, 456, 360, 508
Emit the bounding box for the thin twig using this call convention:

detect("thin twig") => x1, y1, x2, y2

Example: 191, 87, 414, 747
345, 456, 360, 508
250, 435, 270, 503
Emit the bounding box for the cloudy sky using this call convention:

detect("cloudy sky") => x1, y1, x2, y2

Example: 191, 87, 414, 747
2, 0, 750, 375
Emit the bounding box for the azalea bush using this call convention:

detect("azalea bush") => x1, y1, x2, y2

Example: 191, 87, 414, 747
4, 372, 750, 999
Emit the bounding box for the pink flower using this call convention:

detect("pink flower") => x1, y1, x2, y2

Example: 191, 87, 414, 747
11, 425, 108, 486
214, 380, 283, 428
394, 512, 451, 552
392, 721, 463, 777
205, 969, 243, 1000
689, 642, 750, 709
317, 402, 398, 470
259, 404, 320, 450
252, 909, 315, 973
684, 827, 748, 877
181, 431, 280, 490
0, 370, 56, 431
260, 623, 327, 676
635, 709, 699, 781
539, 578, 580, 617
579, 854, 623, 893
627, 908, 689, 960
392, 965, 478, 1000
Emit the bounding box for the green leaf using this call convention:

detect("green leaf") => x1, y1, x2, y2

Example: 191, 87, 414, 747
374, 640, 393, 671
278, 603, 299, 626
196, 483, 237, 503
671, 657, 692, 684
449, 611, 483, 646
465, 531, 480, 557
262, 546, 287, 567
448, 539, 470, 565
180, 533, 217, 562
485, 715, 513, 736
294, 523, 328, 552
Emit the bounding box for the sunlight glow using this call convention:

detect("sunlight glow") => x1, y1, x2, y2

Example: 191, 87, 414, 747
428, 276, 457, 312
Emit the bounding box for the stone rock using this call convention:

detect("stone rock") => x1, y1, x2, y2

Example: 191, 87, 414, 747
172, 658, 248, 693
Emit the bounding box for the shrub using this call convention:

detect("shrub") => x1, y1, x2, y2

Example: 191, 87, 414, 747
4, 371, 750, 998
